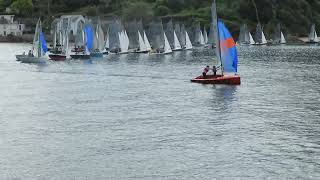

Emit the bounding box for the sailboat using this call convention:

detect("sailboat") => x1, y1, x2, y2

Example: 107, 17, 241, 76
191, 0, 240, 85
185, 31, 193, 50
172, 30, 182, 51
49, 19, 69, 61
16, 18, 48, 63
119, 29, 130, 54
163, 32, 173, 54
199, 30, 205, 45
238, 24, 255, 46
136, 30, 148, 53
255, 23, 267, 45
307, 24, 319, 44
103, 27, 109, 55
143, 31, 152, 51
91, 18, 105, 58
249, 32, 255, 45
70, 23, 92, 59
203, 28, 208, 44
273, 24, 286, 45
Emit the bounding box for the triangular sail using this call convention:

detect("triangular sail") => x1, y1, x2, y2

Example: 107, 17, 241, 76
199, 30, 205, 45
262, 31, 267, 44
185, 31, 193, 50
138, 30, 147, 51
249, 32, 255, 45
105, 28, 110, 49
163, 32, 172, 54
211, 0, 238, 74
173, 30, 182, 50
204, 28, 208, 44
280, 32, 286, 44
143, 31, 151, 51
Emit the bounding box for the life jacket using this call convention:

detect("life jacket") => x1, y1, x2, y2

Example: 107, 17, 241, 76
203, 67, 210, 73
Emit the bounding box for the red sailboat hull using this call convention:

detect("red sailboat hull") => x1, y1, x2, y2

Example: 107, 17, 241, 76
191, 75, 241, 85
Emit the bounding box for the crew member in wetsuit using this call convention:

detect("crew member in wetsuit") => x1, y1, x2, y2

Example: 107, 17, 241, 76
202, 66, 210, 78
212, 66, 217, 76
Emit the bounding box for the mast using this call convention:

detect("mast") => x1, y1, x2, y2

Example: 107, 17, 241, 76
211, 0, 223, 75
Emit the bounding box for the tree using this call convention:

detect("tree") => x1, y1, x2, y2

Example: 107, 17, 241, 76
10, 0, 33, 16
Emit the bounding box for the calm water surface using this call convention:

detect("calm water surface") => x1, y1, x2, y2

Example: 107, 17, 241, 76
0, 43, 320, 179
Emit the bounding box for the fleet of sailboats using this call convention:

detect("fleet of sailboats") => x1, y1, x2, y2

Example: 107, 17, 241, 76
14, 10, 320, 63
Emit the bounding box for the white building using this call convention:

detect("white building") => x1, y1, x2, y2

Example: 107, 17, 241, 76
59, 15, 85, 36
0, 15, 25, 36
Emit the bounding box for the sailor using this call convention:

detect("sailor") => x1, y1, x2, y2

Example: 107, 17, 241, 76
212, 66, 217, 76
202, 66, 210, 78
28, 50, 33, 57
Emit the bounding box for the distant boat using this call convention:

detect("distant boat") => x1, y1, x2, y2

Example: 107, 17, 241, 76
249, 32, 255, 45
16, 18, 48, 63
119, 29, 130, 54
91, 18, 105, 58
136, 30, 149, 53
307, 24, 319, 44
49, 19, 69, 61
143, 31, 152, 51
199, 29, 205, 45
191, 0, 240, 85
70, 23, 91, 60
103, 27, 109, 55
173, 30, 182, 51
255, 23, 267, 45
203, 28, 208, 44
163, 32, 173, 54
185, 31, 193, 50
273, 23, 286, 45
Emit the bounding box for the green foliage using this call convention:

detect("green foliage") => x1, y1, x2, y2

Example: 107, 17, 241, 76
122, 1, 153, 20
154, 5, 170, 16
1, 0, 320, 36
10, 0, 33, 16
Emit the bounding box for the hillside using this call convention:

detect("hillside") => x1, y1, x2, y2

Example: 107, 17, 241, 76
2, 0, 320, 37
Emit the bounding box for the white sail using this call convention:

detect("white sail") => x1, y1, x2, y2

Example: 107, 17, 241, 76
211, 0, 221, 68
173, 30, 182, 50
261, 31, 267, 44
280, 32, 286, 44
98, 25, 105, 52
138, 30, 147, 51
199, 30, 205, 45
143, 31, 151, 51
185, 31, 193, 50
105, 34, 109, 49
119, 30, 129, 53
315, 31, 319, 42
204, 28, 208, 44
163, 32, 172, 54
249, 32, 255, 45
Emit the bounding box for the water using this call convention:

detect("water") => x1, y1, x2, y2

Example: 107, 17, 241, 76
1, 43, 320, 179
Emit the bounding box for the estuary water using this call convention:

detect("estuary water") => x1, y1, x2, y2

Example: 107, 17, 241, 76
0, 43, 320, 179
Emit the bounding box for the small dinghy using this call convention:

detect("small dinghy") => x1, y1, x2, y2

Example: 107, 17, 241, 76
17, 18, 48, 63
191, 0, 240, 85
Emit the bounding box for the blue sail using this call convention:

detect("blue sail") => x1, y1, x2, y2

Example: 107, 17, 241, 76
218, 20, 238, 73
85, 25, 94, 51
40, 32, 48, 54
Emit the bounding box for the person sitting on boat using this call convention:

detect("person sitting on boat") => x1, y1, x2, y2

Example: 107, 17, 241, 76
212, 66, 217, 76
28, 50, 33, 57
202, 66, 210, 78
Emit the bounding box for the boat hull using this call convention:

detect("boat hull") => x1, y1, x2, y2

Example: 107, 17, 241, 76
18, 56, 46, 63
70, 54, 91, 60
191, 75, 241, 85
49, 54, 66, 61
90, 52, 104, 58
